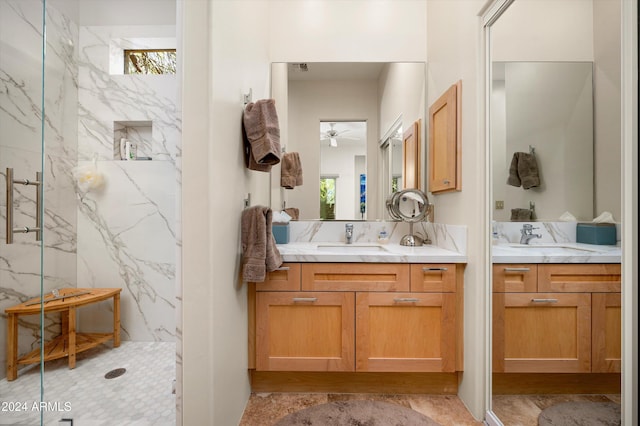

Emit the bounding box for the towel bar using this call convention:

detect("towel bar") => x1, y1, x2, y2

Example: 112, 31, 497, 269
5, 168, 43, 244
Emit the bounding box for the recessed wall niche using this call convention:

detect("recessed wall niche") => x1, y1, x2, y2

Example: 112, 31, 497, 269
114, 121, 152, 160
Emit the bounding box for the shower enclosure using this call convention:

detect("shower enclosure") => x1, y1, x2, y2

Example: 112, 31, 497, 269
1, 0, 180, 424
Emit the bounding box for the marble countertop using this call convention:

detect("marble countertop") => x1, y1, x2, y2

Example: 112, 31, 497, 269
276, 242, 467, 263
492, 242, 621, 263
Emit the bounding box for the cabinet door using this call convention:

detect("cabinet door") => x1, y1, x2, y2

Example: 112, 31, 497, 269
493, 264, 537, 292
493, 292, 591, 373
301, 263, 410, 292
538, 264, 621, 293
355, 292, 456, 372
592, 293, 621, 373
256, 292, 355, 372
428, 80, 462, 194
410, 264, 456, 292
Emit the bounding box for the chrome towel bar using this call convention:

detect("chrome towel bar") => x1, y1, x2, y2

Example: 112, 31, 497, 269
5, 168, 42, 244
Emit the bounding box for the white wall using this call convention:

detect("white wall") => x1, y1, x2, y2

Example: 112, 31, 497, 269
79, 0, 176, 26
288, 79, 378, 219
426, 0, 487, 419
181, 0, 270, 424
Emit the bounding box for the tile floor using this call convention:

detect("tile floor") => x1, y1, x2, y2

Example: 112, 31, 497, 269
0, 341, 176, 426
492, 393, 621, 426
239, 392, 483, 426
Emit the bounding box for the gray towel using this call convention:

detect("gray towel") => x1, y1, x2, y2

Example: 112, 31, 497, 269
511, 208, 532, 221
243, 99, 281, 169
241, 206, 282, 282
281, 152, 303, 189
507, 152, 540, 189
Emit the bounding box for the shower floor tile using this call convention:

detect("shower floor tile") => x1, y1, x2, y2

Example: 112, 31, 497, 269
0, 341, 176, 426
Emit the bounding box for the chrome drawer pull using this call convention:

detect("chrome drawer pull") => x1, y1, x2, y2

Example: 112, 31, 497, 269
504, 267, 530, 272
394, 298, 420, 303
531, 298, 558, 303
292, 297, 317, 303
422, 267, 448, 272
275, 266, 290, 271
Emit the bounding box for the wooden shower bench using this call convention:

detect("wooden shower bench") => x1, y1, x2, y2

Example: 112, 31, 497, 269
5, 287, 121, 381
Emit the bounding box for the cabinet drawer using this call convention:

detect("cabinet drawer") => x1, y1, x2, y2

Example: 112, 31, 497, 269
538, 264, 621, 293
493, 264, 537, 292
410, 264, 457, 292
301, 263, 410, 292
254, 263, 301, 291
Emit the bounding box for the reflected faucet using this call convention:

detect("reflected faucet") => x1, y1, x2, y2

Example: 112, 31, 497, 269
345, 223, 354, 244
520, 224, 542, 244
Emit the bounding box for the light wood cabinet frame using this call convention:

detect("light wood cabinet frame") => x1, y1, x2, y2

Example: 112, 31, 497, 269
428, 80, 462, 194
402, 119, 422, 190
592, 293, 622, 372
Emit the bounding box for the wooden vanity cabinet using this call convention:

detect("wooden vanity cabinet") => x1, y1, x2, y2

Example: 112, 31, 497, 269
493, 263, 621, 374
250, 262, 463, 375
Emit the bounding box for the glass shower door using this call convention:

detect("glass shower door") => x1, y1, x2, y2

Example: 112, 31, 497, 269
1, 0, 47, 424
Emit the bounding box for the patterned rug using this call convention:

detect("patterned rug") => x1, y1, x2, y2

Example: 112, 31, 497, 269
538, 401, 621, 426
274, 400, 441, 425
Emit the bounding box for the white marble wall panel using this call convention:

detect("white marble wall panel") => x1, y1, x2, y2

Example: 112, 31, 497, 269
287, 220, 467, 255
76, 161, 176, 341
0, 0, 78, 379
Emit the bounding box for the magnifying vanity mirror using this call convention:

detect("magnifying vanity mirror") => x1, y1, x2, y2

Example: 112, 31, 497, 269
386, 189, 431, 246
271, 62, 426, 220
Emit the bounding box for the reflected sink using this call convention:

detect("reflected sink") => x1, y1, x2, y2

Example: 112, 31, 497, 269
316, 243, 389, 253
507, 243, 599, 253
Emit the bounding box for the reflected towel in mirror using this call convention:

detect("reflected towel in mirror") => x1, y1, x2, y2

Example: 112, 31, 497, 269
507, 152, 540, 189
281, 152, 303, 189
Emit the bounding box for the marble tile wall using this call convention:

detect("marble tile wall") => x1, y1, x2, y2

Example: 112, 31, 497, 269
494, 221, 621, 244
287, 220, 467, 255
75, 24, 179, 342
0, 1, 180, 380
0, 0, 79, 379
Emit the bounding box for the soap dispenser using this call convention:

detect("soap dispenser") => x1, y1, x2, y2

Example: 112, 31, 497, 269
378, 227, 389, 244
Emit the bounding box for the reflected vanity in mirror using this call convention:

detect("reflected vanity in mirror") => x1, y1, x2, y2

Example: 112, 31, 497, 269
271, 62, 426, 220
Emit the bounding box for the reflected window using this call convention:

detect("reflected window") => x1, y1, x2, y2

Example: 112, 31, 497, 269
320, 176, 337, 220
124, 49, 176, 74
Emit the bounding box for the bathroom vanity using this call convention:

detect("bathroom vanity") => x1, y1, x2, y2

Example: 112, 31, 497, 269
247, 239, 467, 393
491, 242, 621, 393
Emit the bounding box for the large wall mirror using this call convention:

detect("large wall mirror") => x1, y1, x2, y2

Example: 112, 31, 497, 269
271, 62, 426, 220
487, 0, 622, 424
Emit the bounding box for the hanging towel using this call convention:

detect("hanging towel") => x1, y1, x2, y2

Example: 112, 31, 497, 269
511, 208, 532, 221
283, 207, 299, 221
507, 152, 540, 189
241, 206, 283, 282
281, 152, 303, 189
242, 120, 272, 172
242, 99, 281, 169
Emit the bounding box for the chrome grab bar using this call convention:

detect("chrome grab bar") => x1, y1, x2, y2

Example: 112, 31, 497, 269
5, 168, 42, 244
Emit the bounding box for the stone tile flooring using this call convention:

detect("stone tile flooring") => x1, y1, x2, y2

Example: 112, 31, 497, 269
239, 392, 483, 425
0, 341, 175, 425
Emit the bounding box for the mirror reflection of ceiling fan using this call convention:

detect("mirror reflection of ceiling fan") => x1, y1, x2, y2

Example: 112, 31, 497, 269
320, 122, 359, 147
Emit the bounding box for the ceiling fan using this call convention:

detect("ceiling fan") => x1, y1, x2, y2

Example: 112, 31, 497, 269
320, 122, 358, 147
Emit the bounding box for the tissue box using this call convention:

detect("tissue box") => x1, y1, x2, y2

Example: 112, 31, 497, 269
576, 223, 616, 245
272, 223, 289, 244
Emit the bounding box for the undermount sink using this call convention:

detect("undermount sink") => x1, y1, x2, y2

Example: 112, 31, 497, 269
316, 243, 389, 252
507, 243, 599, 253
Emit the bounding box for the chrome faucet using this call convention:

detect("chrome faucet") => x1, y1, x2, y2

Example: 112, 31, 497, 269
345, 223, 354, 244
520, 224, 542, 244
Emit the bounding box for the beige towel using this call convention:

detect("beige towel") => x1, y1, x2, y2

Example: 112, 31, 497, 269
241, 206, 283, 282
243, 99, 281, 168
507, 152, 540, 189
283, 207, 299, 221
281, 152, 303, 189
